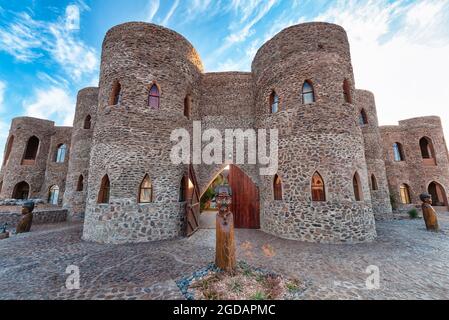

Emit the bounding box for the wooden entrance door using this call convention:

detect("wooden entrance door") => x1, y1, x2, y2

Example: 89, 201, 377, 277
185, 165, 201, 236
228, 165, 260, 229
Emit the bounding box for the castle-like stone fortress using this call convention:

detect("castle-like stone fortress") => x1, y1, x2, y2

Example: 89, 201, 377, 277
1, 22, 448, 244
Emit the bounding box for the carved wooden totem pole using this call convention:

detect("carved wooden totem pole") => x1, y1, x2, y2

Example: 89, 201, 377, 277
215, 180, 236, 272
420, 193, 440, 232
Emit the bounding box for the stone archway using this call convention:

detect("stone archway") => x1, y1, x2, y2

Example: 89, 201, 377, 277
428, 181, 448, 208
13, 181, 30, 200
200, 165, 260, 229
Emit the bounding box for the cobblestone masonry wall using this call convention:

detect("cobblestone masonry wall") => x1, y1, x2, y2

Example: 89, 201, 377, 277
41, 126, 72, 205
0, 118, 57, 200
381, 117, 449, 211
0, 209, 67, 226
1, 21, 448, 244
63, 87, 98, 221
357, 90, 392, 216
252, 23, 376, 243
82, 22, 202, 243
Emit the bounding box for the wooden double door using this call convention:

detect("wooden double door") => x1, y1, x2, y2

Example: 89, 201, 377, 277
227, 165, 260, 229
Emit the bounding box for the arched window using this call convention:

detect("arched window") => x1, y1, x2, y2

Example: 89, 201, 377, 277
359, 109, 368, 125
13, 181, 29, 200
3, 135, 14, 166
76, 175, 84, 192
22, 136, 39, 165
393, 143, 405, 162
400, 184, 411, 204
273, 174, 283, 200
148, 84, 160, 109
428, 182, 447, 207
419, 137, 435, 159
109, 81, 122, 106
179, 176, 186, 202
84, 115, 91, 129
302, 81, 315, 104
55, 144, 67, 163
138, 174, 153, 203
48, 185, 59, 205
184, 94, 191, 119
343, 79, 352, 103
371, 174, 378, 191
270, 91, 279, 113
353, 172, 363, 201
311, 172, 326, 202
97, 175, 110, 204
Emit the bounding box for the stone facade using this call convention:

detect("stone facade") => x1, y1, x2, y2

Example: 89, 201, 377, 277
0, 117, 71, 203
380, 117, 449, 211
1, 22, 448, 244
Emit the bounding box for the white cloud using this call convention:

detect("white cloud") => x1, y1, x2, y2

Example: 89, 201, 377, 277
0, 81, 5, 112
23, 87, 75, 127
314, 0, 449, 145
161, 0, 180, 26
146, 0, 160, 22
0, 6, 98, 81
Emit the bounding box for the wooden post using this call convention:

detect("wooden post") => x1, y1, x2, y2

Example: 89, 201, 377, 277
215, 185, 236, 272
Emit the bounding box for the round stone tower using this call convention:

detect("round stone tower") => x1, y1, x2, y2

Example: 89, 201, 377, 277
356, 90, 392, 216
83, 22, 203, 244
252, 23, 376, 243
0, 117, 55, 200
63, 87, 99, 221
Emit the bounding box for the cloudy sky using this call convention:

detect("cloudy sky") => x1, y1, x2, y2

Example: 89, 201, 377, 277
0, 0, 448, 164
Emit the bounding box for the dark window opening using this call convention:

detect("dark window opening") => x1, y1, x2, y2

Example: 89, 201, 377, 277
13, 181, 30, 200
184, 95, 191, 119
359, 109, 368, 125
311, 172, 326, 201
109, 81, 122, 106
22, 136, 39, 165
270, 91, 279, 114
148, 84, 160, 109
302, 81, 315, 104
343, 79, 352, 103
353, 172, 363, 201
179, 176, 187, 202
98, 175, 110, 204
76, 175, 84, 192
393, 143, 405, 162
84, 115, 91, 129
139, 174, 153, 203
273, 174, 283, 200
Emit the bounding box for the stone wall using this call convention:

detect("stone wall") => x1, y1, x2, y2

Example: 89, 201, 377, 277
63, 87, 99, 221
357, 90, 392, 216
0, 209, 68, 226
83, 22, 202, 243
0, 117, 56, 200
41, 126, 72, 204
381, 117, 449, 211
253, 22, 376, 243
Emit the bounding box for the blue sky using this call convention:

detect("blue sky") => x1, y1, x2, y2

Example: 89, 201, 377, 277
0, 0, 449, 164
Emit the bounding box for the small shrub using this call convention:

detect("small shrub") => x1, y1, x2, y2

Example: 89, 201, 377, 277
408, 208, 419, 219
286, 280, 300, 292
229, 279, 243, 293
251, 291, 267, 300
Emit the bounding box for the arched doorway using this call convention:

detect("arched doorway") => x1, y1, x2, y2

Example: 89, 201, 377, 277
428, 182, 448, 208
13, 181, 30, 200
200, 165, 260, 229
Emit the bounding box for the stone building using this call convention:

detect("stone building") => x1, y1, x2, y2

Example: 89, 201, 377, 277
0, 22, 448, 244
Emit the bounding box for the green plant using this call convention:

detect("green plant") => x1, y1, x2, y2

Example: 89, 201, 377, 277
408, 208, 419, 219
200, 187, 216, 211
251, 291, 267, 300
286, 281, 300, 292
229, 279, 243, 293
